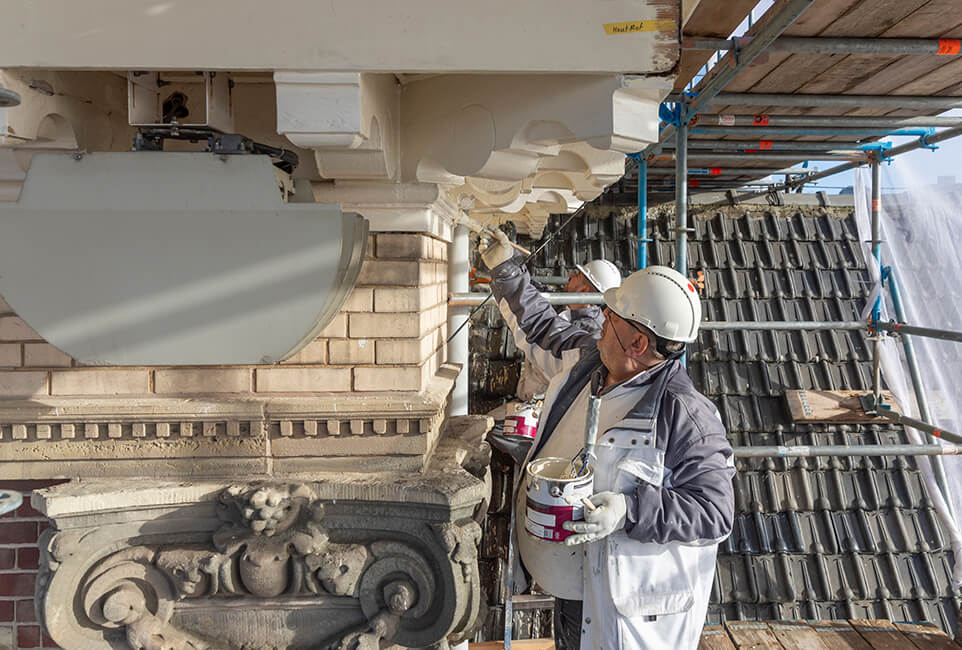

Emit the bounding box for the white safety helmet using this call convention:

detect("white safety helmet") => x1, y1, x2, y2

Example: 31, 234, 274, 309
574, 259, 622, 293
603, 265, 702, 343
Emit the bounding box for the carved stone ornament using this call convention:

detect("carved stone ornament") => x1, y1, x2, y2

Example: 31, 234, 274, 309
35, 417, 491, 649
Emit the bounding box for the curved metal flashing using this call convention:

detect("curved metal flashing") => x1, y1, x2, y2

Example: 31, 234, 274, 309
0, 152, 368, 365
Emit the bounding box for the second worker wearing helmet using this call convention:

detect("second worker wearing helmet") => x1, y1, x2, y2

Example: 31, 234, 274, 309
480, 228, 734, 650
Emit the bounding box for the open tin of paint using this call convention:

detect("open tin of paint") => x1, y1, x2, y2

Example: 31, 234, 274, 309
524, 457, 594, 543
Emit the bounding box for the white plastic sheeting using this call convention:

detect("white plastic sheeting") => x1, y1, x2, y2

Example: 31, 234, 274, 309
854, 166, 962, 587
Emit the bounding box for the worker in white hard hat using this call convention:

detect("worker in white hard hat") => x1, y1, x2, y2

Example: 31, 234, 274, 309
513, 259, 623, 401
480, 228, 734, 650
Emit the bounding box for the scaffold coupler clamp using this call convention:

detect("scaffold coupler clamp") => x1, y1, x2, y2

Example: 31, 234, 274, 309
862, 142, 894, 164
919, 128, 939, 151
860, 391, 892, 417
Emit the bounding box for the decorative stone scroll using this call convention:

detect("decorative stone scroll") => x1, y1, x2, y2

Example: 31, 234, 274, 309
34, 416, 492, 650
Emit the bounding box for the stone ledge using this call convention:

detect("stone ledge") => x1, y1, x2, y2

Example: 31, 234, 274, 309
0, 364, 463, 479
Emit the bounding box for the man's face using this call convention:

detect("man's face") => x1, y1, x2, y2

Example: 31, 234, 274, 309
563, 271, 595, 294
598, 307, 645, 369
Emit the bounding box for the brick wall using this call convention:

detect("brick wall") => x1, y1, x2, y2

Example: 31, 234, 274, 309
0, 481, 64, 649
0, 233, 449, 397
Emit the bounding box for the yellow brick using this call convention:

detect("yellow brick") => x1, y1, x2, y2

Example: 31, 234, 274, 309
354, 366, 423, 392
375, 331, 442, 365
349, 312, 421, 338
282, 340, 328, 364
0, 316, 41, 341
256, 367, 351, 392
329, 339, 375, 364
356, 260, 431, 286
0, 371, 47, 397
318, 314, 348, 339
373, 286, 441, 313
154, 368, 252, 394
23, 343, 72, 367
51, 369, 150, 395
341, 287, 374, 312
375, 234, 431, 259
0, 344, 20, 367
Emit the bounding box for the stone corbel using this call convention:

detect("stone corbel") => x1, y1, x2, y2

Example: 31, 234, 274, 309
401, 73, 661, 186
311, 179, 460, 241
275, 72, 400, 182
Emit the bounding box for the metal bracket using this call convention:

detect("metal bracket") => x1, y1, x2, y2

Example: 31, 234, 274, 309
765, 185, 783, 206
725, 190, 737, 206
815, 190, 828, 207
859, 392, 891, 417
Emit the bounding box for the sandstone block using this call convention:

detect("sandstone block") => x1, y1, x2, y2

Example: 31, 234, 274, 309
0, 344, 20, 367
356, 260, 432, 287
375, 233, 431, 260
0, 317, 41, 342
373, 285, 441, 313
328, 339, 375, 364
353, 366, 423, 392
51, 370, 150, 396
0, 370, 49, 398
256, 367, 351, 392
341, 287, 374, 312
0, 295, 10, 313
318, 314, 348, 339
375, 330, 442, 365
282, 340, 328, 364
349, 312, 420, 339
154, 368, 252, 394
23, 343, 72, 367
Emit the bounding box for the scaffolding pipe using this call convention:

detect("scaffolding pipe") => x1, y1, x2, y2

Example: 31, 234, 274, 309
683, 36, 962, 56
690, 126, 937, 138
675, 112, 689, 277
668, 140, 867, 152
887, 267, 955, 519
694, 124, 962, 212
868, 404, 962, 447
874, 320, 962, 343
687, 0, 817, 117
733, 444, 962, 458
642, 0, 815, 159
870, 160, 883, 409
638, 158, 648, 269
656, 151, 866, 162
689, 92, 962, 110
647, 166, 813, 176
693, 114, 962, 128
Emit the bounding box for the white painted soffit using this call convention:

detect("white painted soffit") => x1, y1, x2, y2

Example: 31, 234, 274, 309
0, 153, 367, 365
0, 1, 679, 73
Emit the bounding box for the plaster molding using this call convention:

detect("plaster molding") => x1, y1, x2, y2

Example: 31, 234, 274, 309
275, 72, 400, 182
311, 180, 459, 241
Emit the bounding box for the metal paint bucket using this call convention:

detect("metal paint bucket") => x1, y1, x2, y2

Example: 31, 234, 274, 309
524, 457, 594, 543
503, 402, 539, 440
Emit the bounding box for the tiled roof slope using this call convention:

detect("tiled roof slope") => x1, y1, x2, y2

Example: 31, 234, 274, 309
469, 204, 960, 639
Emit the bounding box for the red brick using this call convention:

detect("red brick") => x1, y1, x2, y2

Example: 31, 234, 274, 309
0, 548, 13, 570
42, 631, 58, 648
0, 573, 35, 597
18, 624, 41, 648
14, 500, 44, 519
0, 600, 12, 622
0, 522, 37, 544
16, 599, 36, 622
17, 548, 38, 570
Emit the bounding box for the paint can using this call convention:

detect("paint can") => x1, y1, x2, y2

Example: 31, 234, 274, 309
503, 402, 539, 440
524, 457, 594, 543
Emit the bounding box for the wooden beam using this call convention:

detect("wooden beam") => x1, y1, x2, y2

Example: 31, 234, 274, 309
699, 624, 738, 650
785, 389, 901, 423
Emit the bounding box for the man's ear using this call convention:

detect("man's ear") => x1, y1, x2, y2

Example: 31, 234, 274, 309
627, 331, 649, 359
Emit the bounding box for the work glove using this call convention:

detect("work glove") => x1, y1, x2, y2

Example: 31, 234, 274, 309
479, 227, 516, 270
562, 491, 628, 546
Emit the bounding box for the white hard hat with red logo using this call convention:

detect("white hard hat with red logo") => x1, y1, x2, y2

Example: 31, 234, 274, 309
574, 259, 622, 293
603, 265, 702, 343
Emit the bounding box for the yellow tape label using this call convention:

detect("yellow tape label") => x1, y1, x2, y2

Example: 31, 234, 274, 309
603, 19, 676, 35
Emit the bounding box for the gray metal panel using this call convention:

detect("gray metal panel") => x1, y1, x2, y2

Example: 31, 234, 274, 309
0, 152, 367, 365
